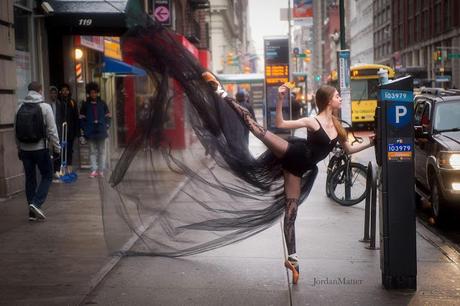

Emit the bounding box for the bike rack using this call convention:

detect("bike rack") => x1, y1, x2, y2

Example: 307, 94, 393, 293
360, 161, 379, 250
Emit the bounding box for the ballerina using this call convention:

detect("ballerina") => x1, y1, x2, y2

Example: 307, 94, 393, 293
202, 72, 375, 284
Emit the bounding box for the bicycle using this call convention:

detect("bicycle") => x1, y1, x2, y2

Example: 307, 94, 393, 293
325, 122, 368, 206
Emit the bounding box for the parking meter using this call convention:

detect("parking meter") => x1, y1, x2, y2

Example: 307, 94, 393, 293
375, 75, 416, 290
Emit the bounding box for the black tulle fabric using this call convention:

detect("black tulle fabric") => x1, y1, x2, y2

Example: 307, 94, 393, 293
101, 8, 318, 257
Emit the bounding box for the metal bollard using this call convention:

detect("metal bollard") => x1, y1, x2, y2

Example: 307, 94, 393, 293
367, 163, 379, 250
360, 161, 373, 243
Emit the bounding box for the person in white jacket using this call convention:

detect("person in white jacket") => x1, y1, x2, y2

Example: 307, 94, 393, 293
15, 81, 60, 221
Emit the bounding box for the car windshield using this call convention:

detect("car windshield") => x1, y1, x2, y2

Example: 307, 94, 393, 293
434, 100, 460, 132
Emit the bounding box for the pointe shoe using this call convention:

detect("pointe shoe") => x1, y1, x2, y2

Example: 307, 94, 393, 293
284, 260, 300, 284
202, 72, 227, 98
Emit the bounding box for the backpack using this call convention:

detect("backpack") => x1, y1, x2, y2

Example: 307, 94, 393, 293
15, 103, 46, 143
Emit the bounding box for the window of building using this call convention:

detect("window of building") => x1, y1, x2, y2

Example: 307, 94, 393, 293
392, 27, 398, 50
398, 25, 404, 49
444, 0, 452, 30
423, 11, 429, 39
14, 2, 33, 100
434, 3, 441, 34
408, 19, 413, 44
415, 15, 421, 42
14, 0, 30, 7
408, 1, 414, 15
399, 0, 404, 20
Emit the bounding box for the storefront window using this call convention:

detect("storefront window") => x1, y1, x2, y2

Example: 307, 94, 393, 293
14, 0, 30, 7
14, 5, 32, 100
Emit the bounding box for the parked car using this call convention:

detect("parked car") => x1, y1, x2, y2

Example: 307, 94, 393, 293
413, 88, 460, 223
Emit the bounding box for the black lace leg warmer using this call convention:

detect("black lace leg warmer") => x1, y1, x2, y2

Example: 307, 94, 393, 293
284, 198, 299, 255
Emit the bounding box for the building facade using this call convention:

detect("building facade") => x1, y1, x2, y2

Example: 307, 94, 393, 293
349, 0, 374, 65
322, 3, 340, 81
209, 0, 249, 74
373, 0, 392, 66
0, 0, 34, 196
391, 0, 460, 88
0, 0, 212, 197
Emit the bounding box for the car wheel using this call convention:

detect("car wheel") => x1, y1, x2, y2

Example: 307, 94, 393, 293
431, 178, 445, 224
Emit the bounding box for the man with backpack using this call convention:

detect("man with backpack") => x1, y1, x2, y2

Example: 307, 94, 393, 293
15, 81, 60, 221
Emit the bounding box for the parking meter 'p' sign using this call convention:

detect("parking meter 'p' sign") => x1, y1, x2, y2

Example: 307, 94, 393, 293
380, 89, 414, 129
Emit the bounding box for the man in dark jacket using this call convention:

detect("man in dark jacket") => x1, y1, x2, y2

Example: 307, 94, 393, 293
80, 82, 111, 178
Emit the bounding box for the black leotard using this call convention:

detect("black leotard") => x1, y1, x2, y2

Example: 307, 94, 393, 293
281, 118, 339, 177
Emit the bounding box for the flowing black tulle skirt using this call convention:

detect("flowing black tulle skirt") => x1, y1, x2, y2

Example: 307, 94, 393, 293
100, 8, 319, 257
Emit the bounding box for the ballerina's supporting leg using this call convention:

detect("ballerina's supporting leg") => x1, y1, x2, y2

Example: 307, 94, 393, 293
283, 170, 301, 284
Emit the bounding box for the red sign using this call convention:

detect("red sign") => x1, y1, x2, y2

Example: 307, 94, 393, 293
153, 0, 171, 26
154, 6, 169, 22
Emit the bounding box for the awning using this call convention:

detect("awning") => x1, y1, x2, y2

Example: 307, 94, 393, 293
102, 57, 146, 76
45, 0, 129, 35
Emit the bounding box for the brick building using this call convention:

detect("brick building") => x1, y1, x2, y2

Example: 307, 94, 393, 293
391, 0, 460, 88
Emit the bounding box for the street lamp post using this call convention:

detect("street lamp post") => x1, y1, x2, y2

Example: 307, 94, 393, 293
339, 0, 346, 49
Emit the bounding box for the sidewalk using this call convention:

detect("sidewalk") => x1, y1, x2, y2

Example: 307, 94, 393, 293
0, 168, 181, 306
82, 136, 460, 305
1, 134, 460, 305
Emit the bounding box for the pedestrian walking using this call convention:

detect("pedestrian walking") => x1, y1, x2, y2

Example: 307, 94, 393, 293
292, 92, 304, 120
203, 72, 375, 284
235, 89, 255, 146
55, 84, 80, 175
79, 82, 111, 178
15, 81, 60, 221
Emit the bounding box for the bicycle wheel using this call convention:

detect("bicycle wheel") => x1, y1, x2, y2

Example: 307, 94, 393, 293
325, 156, 342, 198
328, 162, 368, 206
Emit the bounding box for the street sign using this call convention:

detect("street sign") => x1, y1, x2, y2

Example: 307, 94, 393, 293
448, 53, 460, 59
435, 75, 451, 82
153, 0, 171, 26
264, 37, 290, 133
337, 50, 351, 123
293, 47, 299, 55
